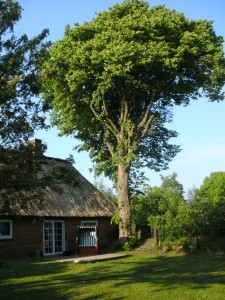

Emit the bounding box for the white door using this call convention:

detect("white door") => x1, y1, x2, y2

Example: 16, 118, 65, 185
43, 221, 65, 255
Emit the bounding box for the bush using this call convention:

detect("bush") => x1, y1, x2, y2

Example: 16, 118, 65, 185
197, 236, 225, 252
122, 235, 139, 251
158, 237, 197, 254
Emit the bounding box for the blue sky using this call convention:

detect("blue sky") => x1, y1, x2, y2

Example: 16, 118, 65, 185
17, 0, 225, 194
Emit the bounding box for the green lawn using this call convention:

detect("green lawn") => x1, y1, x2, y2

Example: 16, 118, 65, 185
1, 251, 225, 299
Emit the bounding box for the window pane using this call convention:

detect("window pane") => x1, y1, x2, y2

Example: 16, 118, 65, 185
0, 222, 11, 236
44, 222, 53, 254
54, 222, 63, 253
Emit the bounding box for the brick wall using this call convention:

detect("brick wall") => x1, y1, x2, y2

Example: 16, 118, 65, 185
0, 216, 118, 258
0, 217, 42, 258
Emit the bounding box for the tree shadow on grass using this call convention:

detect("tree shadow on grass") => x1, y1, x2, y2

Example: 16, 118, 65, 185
62, 253, 225, 298
0, 260, 68, 300
1, 253, 225, 299
51, 252, 225, 299
0, 258, 115, 300
125, 253, 225, 291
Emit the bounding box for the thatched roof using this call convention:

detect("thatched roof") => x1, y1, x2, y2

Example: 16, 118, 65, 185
3, 155, 116, 218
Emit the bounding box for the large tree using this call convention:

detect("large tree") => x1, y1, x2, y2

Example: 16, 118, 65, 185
41, 0, 225, 239
0, 0, 51, 213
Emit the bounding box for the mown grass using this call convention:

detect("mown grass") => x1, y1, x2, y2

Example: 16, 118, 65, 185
1, 251, 225, 299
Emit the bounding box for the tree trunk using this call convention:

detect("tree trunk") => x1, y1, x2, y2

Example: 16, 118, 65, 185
117, 163, 131, 241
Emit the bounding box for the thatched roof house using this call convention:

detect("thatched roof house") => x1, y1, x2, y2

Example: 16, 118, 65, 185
0, 139, 117, 258
17, 156, 116, 218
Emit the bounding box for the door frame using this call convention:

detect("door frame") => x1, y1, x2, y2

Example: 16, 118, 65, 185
43, 220, 65, 256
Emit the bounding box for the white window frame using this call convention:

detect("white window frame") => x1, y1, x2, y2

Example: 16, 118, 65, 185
0, 220, 13, 239
81, 220, 98, 227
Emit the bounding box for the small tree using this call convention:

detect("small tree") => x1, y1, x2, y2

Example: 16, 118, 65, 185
190, 172, 225, 242
147, 173, 191, 242
41, 1, 225, 239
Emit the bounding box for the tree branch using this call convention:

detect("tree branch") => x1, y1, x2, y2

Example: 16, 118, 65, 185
136, 93, 156, 141
90, 100, 120, 140
104, 137, 114, 156
121, 98, 129, 124
102, 97, 120, 137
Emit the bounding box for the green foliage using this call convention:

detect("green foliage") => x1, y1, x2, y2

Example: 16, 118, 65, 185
156, 237, 198, 254
0, 1, 53, 213
41, 0, 225, 236
111, 210, 121, 226
196, 172, 225, 205
122, 234, 139, 251
132, 173, 191, 241
132, 194, 152, 227
199, 236, 225, 252
0, 0, 51, 147
189, 172, 225, 240
132, 172, 225, 244
148, 202, 191, 241
42, 0, 225, 176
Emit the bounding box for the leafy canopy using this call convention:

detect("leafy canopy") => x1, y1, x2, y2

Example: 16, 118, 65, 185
190, 172, 225, 238
41, 0, 225, 181
196, 172, 225, 205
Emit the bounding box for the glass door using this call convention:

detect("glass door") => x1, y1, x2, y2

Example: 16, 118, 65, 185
43, 221, 64, 255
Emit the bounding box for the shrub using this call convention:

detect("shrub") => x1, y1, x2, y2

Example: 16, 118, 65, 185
123, 235, 139, 251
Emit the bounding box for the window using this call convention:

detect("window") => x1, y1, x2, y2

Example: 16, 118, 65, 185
0, 220, 13, 239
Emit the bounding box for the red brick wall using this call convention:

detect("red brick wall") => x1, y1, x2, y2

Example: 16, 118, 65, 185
0, 217, 42, 258
0, 216, 118, 258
